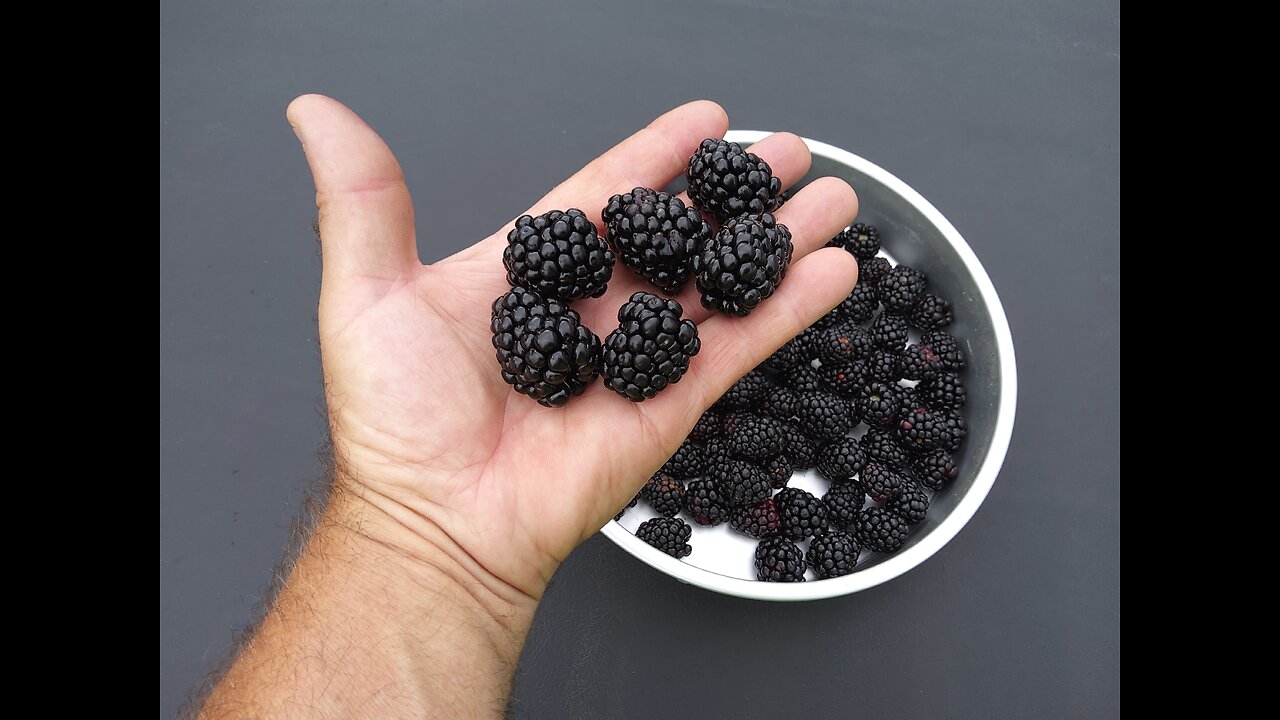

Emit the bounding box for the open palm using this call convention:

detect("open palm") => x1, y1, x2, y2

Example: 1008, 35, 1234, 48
289, 95, 859, 599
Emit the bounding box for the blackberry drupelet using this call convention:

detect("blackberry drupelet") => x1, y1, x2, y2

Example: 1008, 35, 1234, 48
491, 285, 602, 407
919, 331, 966, 370
899, 343, 943, 382
721, 413, 786, 460
860, 462, 906, 502
921, 371, 968, 410
760, 385, 800, 419
898, 406, 968, 453
684, 479, 730, 526
828, 223, 881, 260
857, 507, 909, 553
762, 453, 794, 488
731, 498, 782, 539
776, 487, 829, 541
859, 381, 901, 428
816, 436, 867, 483
614, 492, 639, 521
817, 360, 866, 399
689, 409, 721, 442
503, 209, 615, 301
642, 473, 686, 517
601, 292, 701, 401
662, 439, 708, 479
711, 459, 773, 507
787, 364, 825, 394
815, 323, 874, 364
686, 138, 785, 223
823, 482, 866, 532
807, 531, 861, 578
910, 449, 959, 491
857, 256, 893, 286
866, 349, 903, 383
779, 422, 818, 468
888, 482, 930, 525
869, 311, 910, 350
877, 265, 927, 313
843, 281, 880, 322
717, 369, 771, 410
694, 213, 793, 316
601, 187, 711, 294
795, 392, 858, 442
861, 428, 909, 469
754, 537, 807, 582
909, 292, 953, 330
636, 517, 693, 558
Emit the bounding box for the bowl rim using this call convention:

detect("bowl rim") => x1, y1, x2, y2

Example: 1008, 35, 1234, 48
599, 131, 1019, 601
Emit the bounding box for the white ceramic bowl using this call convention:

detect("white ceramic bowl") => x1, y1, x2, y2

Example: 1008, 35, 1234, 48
601, 131, 1018, 601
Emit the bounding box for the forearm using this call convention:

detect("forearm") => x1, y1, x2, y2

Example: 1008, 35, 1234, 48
200, 486, 536, 719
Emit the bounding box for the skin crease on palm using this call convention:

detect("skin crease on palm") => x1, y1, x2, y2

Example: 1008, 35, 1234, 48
289, 94, 860, 603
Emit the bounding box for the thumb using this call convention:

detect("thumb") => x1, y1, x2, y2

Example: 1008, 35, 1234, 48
287, 95, 419, 295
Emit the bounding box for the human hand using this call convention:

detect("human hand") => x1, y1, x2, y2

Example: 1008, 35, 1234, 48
287, 95, 859, 603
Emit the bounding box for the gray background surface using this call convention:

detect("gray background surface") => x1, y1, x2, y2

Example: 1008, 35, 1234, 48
159, 1, 1120, 717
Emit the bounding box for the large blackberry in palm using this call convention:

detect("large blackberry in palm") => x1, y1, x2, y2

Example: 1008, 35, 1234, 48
686, 138, 784, 223
491, 285, 601, 407
602, 187, 711, 294
694, 213, 793, 316
503, 209, 614, 301
601, 292, 700, 401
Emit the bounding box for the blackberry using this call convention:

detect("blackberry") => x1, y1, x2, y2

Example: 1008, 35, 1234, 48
754, 537, 807, 582
636, 516, 693, 558
711, 459, 773, 507
888, 482, 930, 525
869, 312, 910, 350
795, 392, 858, 442
614, 492, 639, 521
815, 323, 874, 364
703, 438, 731, 466
919, 331, 966, 370
776, 487, 829, 540
762, 454, 794, 489
857, 256, 893, 286
823, 482, 866, 532
601, 187, 711, 294
642, 473, 686, 517
731, 498, 782, 539
828, 223, 881, 260
899, 343, 943, 382
684, 479, 730, 526
765, 332, 814, 372
807, 531, 861, 579
601, 292, 700, 401
689, 409, 721, 442
909, 292, 953, 330
866, 349, 903, 383
860, 462, 905, 502
779, 422, 818, 468
694, 213, 793, 316
759, 385, 799, 419
721, 413, 786, 460
920, 371, 968, 410
859, 382, 901, 428
816, 436, 867, 483
898, 407, 968, 453
716, 369, 771, 410
877, 265, 927, 313
897, 385, 924, 419
787, 364, 825, 394
661, 439, 707, 479
910, 449, 960, 491
491, 285, 601, 407
686, 138, 784, 223
817, 360, 866, 399
857, 507, 909, 553
861, 428, 909, 469
503, 209, 614, 301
